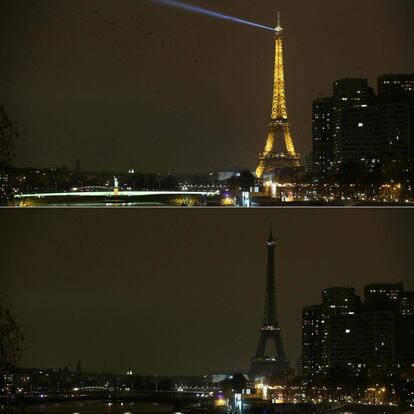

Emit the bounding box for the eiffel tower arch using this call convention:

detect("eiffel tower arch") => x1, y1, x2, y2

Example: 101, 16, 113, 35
256, 13, 300, 179
249, 229, 289, 380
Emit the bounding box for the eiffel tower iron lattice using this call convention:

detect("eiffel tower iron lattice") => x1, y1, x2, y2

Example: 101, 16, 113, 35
255, 13, 300, 178
249, 228, 289, 379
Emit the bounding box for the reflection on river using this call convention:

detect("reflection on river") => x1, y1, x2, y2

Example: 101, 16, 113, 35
1, 400, 177, 414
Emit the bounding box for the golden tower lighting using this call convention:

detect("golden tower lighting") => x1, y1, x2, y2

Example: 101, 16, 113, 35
256, 12, 300, 178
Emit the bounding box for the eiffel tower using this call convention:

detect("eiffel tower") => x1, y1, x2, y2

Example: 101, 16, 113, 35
249, 229, 289, 380
256, 13, 300, 179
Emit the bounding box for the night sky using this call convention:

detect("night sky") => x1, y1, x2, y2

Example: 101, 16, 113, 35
0, 0, 413, 173
2, 209, 413, 375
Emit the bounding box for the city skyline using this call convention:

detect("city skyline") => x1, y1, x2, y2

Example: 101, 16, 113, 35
1, 2, 414, 412
0, 0, 413, 173
1, 209, 413, 375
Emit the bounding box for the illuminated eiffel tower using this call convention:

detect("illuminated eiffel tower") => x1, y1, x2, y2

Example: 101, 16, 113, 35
249, 229, 289, 380
255, 13, 300, 178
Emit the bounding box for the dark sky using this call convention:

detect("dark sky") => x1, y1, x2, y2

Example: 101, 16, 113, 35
1, 209, 413, 375
0, 0, 413, 173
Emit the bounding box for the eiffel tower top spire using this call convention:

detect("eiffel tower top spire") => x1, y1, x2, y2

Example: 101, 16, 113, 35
275, 11, 283, 34
263, 230, 277, 326
268, 223, 275, 244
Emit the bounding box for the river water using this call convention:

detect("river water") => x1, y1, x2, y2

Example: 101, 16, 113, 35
1, 400, 176, 414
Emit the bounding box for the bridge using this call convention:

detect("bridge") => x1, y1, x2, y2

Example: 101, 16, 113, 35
14, 190, 219, 199
13, 190, 221, 206
8, 389, 217, 412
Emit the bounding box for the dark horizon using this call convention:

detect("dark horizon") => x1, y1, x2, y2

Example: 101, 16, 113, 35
0, 0, 413, 173
1, 209, 413, 376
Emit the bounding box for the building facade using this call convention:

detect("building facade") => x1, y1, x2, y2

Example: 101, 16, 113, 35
312, 74, 414, 176
312, 97, 333, 176
302, 283, 414, 377
302, 304, 322, 377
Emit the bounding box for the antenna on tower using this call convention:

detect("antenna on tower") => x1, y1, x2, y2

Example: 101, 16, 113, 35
274, 10, 283, 36
127, 361, 133, 376
268, 222, 275, 244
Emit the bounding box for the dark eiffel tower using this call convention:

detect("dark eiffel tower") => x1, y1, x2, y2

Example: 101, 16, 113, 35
249, 229, 289, 379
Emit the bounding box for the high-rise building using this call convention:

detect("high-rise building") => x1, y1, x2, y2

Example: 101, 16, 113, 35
323, 314, 359, 369
399, 291, 414, 316
312, 74, 414, 177
302, 283, 414, 377
370, 102, 411, 156
321, 286, 360, 316
378, 74, 414, 97
364, 283, 403, 310
312, 97, 333, 176
320, 287, 361, 370
395, 313, 414, 367
358, 310, 396, 362
305, 153, 314, 173
294, 357, 304, 377
302, 305, 322, 377
376, 74, 414, 158
333, 79, 372, 111
332, 79, 375, 167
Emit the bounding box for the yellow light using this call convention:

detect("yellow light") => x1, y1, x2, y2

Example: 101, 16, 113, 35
215, 398, 227, 407
262, 385, 268, 400
222, 197, 234, 206
255, 382, 264, 390
256, 19, 299, 178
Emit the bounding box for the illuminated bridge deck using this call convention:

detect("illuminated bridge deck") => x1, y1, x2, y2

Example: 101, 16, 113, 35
14, 190, 221, 206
